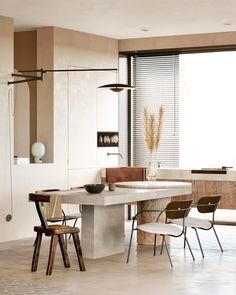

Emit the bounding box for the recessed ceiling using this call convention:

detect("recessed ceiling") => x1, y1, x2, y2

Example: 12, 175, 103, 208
0, 0, 236, 39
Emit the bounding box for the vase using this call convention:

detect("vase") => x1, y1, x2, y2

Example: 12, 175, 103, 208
146, 154, 160, 181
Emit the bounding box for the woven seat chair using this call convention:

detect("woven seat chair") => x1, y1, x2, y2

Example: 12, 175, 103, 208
29, 193, 85, 275
36, 189, 81, 230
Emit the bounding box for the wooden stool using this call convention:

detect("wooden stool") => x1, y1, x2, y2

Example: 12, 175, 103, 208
29, 193, 86, 275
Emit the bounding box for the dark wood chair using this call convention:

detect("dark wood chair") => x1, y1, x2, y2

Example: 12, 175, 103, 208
36, 189, 81, 229
29, 193, 86, 275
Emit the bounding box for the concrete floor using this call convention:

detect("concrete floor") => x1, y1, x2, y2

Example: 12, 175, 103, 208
0, 222, 236, 295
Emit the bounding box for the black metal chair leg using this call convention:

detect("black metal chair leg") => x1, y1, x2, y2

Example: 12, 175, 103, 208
128, 205, 132, 221
194, 228, 204, 258
185, 236, 195, 261
153, 234, 157, 256
164, 237, 173, 267
212, 226, 223, 252
183, 227, 187, 249
160, 235, 164, 255
68, 218, 78, 240
126, 219, 135, 263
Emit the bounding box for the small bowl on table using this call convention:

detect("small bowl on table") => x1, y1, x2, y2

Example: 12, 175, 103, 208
84, 184, 105, 194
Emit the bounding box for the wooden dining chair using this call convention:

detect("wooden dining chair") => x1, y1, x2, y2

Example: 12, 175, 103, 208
36, 189, 81, 229
29, 193, 85, 275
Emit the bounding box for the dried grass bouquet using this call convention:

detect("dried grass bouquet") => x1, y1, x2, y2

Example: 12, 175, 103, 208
144, 105, 164, 153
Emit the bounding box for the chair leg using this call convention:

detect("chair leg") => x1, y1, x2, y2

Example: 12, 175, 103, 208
153, 234, 157, 256
46, 234, 58, 276
72, 233, 86, 271
31, 232, 42, 272
58, 234, 70, 268
163, 236, 173, 267
194, 228, 204, 258
212, 226, 223, 252
184, 236, 195, 261
126, 219, 135, 263
69, 218, 78, 240
128, 205, 132, 221
183, 227, 187, 249
160, 235, 164, 255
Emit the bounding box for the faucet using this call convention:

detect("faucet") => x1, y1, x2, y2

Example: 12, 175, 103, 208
107, 152, 123, 159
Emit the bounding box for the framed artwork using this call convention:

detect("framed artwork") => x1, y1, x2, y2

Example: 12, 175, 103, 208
97, 132, 119, 147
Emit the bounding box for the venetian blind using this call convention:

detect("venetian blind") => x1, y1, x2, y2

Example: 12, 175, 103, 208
132, 54, 179, 167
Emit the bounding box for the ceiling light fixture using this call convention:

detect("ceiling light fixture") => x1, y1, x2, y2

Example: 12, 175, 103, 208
140, 27, 149, 32
223, 22, 232, 26
7, 68, 135, 92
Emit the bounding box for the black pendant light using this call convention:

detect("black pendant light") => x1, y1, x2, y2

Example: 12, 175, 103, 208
98, 83, 135, 92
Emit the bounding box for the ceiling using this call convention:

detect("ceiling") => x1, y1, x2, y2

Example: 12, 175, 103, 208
0, 0, 236, 39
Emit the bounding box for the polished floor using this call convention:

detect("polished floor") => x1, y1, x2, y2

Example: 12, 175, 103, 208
0, 221, 236, 295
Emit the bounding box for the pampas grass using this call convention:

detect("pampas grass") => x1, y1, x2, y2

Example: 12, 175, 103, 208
144, 106, 164, 153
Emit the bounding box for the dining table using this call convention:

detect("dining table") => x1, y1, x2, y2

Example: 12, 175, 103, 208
34, 181, 192, 259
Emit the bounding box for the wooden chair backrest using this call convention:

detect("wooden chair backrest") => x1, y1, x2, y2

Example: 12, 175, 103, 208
165, 200, 193, 219
29, 193, 50, 229
197, 195, 221, 213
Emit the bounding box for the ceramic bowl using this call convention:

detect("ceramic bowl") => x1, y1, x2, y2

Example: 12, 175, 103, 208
84, 184, 105, 194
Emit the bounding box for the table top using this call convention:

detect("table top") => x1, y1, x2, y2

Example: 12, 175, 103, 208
115, 181, 190, 189
35, 181, 192, 206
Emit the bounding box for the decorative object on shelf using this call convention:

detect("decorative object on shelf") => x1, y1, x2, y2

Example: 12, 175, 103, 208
144, 105, 164, 180
84, 184, 105, 194
97, 132, 119, 147
31, 142, 45, 163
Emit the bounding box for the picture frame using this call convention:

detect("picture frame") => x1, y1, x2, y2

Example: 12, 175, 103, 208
97, 132, 119, 147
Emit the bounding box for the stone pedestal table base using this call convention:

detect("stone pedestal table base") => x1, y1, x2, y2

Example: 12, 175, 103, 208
81, 204, 125, 259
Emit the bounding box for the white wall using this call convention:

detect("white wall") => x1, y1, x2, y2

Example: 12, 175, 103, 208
53, 27, 119, 188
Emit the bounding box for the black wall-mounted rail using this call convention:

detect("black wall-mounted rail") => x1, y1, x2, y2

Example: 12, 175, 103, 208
7, 68, 117, 85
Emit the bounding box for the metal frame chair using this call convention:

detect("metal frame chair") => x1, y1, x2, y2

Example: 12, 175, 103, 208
170, 195, 223, 258
127, 200, 195, 267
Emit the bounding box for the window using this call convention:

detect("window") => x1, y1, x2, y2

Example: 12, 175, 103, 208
179, 51, 236, 168
120, 50, 236, 169
132, 55, 179, 167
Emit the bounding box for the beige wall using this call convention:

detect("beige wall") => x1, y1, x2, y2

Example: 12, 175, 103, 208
37, 27, 54, 163
14, 31, 37, 161
14, 81, 30, 158
119, 31, 236, 52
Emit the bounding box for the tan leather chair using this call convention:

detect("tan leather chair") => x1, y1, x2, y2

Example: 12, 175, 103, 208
105, 167, 146, 219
